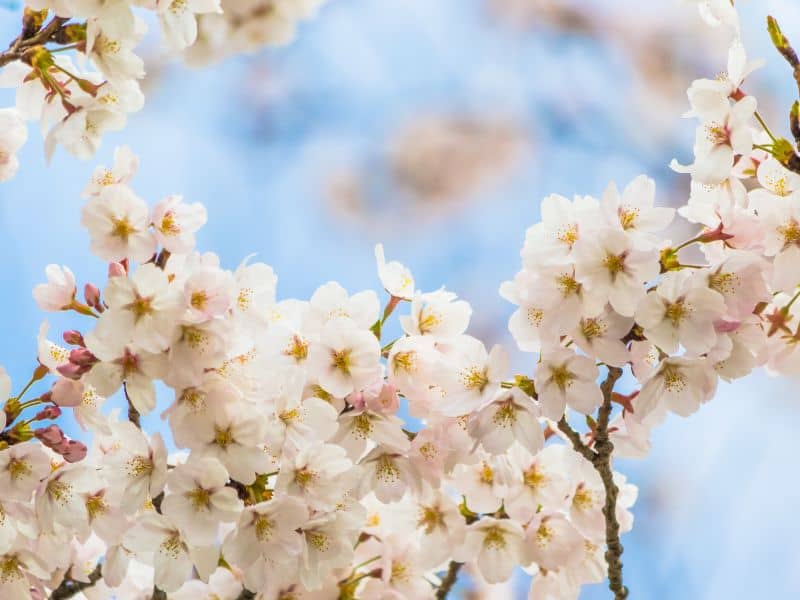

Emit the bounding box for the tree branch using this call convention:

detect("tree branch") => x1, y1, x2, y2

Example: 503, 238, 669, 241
0, 15, 70, 68
124, 381, 141, 429
435, 560, 463, 599
558, 367, 628, 599
593, 366, 628, 600
557, 416, 598, 464
50, 563, 102, 600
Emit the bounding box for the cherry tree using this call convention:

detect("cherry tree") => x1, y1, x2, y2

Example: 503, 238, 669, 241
1, 1, 800, 599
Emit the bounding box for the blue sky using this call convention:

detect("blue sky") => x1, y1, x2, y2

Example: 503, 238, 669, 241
1, 0, 800, 597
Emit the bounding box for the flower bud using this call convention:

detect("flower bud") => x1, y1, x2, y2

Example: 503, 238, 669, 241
62, 440, 87, 463
63, 330, 85, 346
56, 362, 87, 381
34, 405, 62, 421
34, 424, 65, 447
84, 283, 101, 309
68, 347, 97, 367
108, 262, 126, 278
346, 390, 366, 410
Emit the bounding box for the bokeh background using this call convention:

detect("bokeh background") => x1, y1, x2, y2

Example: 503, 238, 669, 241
2, 0, 800, 597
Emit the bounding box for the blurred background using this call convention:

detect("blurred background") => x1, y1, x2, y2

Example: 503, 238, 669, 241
2, 0, 800, 597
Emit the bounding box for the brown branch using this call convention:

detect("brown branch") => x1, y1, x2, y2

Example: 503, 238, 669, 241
124, 382, 141, 429
236, 590, 256, 600
593, 366, 628, 600
50, 563, 102, 600
766, 17, 800, 173
435, 561, 463, 599
557, 416, 598, 464
558, 367, 628, 599
0, 15, 70, 68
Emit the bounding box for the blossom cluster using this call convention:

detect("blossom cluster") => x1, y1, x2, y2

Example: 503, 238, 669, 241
2, 1, 800, 600
2, 144, 641, 599
0, 0, 327, 179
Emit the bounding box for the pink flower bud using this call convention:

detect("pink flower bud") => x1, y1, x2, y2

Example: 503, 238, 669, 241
69, 347, 97, 367
62, 440, 87, 463
108, 262, 126, 278
56, 362, 86, 380
714, 318, 741, 333
84, 283, 101, 308
346, 390, 366, 410
62, 330, 85, 346
34, 424, 65, 446
34, 405, 62, 421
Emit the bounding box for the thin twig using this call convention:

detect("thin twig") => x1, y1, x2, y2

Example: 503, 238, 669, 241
557, 416, 598, 464
0, 16, 70, 68
435, 561, 463, 599
124, 382, 141, 429
50, 563, 102, 599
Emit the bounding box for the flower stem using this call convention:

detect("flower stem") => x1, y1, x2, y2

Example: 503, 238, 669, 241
754, 111, 777, 142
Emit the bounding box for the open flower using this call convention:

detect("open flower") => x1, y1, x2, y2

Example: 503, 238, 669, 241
535, 348, 601, 420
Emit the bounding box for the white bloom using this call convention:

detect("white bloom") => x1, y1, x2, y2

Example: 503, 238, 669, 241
600, 175, 674, 246
505, 445, 572, 522
83, 145, 139, 197
102, 422, 167, 512
375, 243, 415, 300
570, 306, 633, 367
306, 319, 381, 397
124, 512, 218, 592
222, 495, 307, 569
275, 442, 356, 512
454, 517, 525, 584
99, 263, 183, 352
636, 357, 718, 419
400, 289, 471, 339
534, 348, 601, 420
161, 456, 242, 545
672, 96, 756, 185
635, 270, 726, 355
686, 40, 760, 121
0, 442, 51, 502
83, 333, 166, 415
264, 368, 339, 452
81, 184, 157, 262
182, 265, 235, 323
231, 258, 278, 327
189, 401, 269, 485
0, 108, 27, 181
151, 194, 208, 255
468, 387, 544, 456
437, 336, 507, 416
358, 448, 419, 504
524, 512, 583, 571
305, 281, 379, 332
451, 454, 511, 513
158, 0, 223, 51
32, 264, 77, 311
521, 193, 599, 267
573, 228, 659, 317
